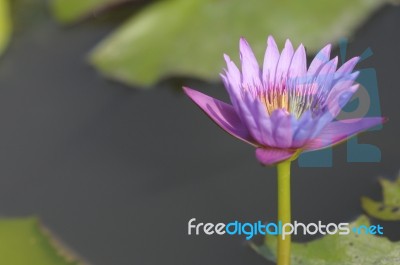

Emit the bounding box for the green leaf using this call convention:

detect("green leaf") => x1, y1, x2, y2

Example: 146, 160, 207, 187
362, 175, 400, 221
50, 0, 123, 24
0, 217, 85, 265
252, 215, 400, 265
90, 0, 398, 87
0, 0, 12, 56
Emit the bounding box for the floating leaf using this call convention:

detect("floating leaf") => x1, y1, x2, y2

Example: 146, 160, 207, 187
0, 217, 85, 265
0, 0, 11, 56
252, 215, 400, 265
50, 0, 128, 24
362, 175, 400, 221
90, 0, 399, 87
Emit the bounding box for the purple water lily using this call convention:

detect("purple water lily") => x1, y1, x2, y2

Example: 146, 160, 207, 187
184, 36, 384, 165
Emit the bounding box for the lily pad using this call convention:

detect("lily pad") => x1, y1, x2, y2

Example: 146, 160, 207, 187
0, 0, 11, 56
90, 0, 399, 87
362, 175, 400, 221
0, 217, 85, 265
50, 0, 128, 24
252, 215, 400, 265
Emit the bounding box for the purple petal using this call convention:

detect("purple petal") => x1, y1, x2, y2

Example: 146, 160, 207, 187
237, 100, 298, 149
292, 110, 315, 147
308, 110, 337, 139
303, 117, 385, 151
222, 55, 248, 117
221, 67, 241, 113
238, 92, 272, 146
183, 87, 257, 146
317, 57, 338, 80
328, 84, 359, 118
247, 95, 274, 147
289, 44, 307, 79
220, 73, 238, 108
325, 73, 359, 118
333, 56, 360, 84
313, 57, 338, 98
275, 39, 294, 84
270, 109, 297, 148
239, 38, 261, 87
329, 72, 359, 97
336, 56, 360, 75
262, 36, 280, 87
308, 44, 332, 75
255, 148, 296, 165
223, 54, 242, 90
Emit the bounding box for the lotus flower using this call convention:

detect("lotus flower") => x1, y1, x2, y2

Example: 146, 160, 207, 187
184, 36, 384, 165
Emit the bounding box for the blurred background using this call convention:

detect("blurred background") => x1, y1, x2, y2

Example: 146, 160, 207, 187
0, 0, 399, 264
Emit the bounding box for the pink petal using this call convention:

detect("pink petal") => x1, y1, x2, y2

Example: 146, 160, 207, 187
289, 44, 307, 79
255, 148, 296, 165
223, 54, 241, 88
325, 73, 359, 118
314, 57, 338, 97
270, 109, 297, 148
336, 56, 360, 75
262, 36, 280, 87
292, 110, 316, 147
275, 39, 294, 83
242, 93, 273, 146
303, 117, 385, 151
308, 44, 332, 75
221, 56, 242, 113
220, 73, 239, 108
333, 57, 360, 83
317, 57, 338, 79
239, 38, 261, 87
183, 87, 257, 146
237, 91, 273, 146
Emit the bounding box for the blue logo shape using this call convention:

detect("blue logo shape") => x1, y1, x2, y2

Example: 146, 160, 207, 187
299, 39, 382, 167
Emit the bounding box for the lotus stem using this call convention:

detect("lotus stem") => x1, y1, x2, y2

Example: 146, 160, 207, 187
277, 160, 291, 265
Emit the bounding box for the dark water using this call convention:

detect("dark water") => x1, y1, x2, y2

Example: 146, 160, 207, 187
0, 2, 399, 265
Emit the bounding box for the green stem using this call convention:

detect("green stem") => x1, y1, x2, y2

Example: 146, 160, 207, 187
277, 160, 291, 265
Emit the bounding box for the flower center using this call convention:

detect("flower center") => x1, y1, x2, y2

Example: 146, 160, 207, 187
259, 80, 324, 119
